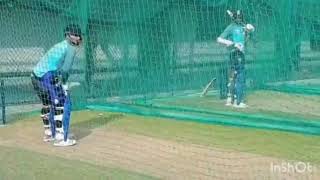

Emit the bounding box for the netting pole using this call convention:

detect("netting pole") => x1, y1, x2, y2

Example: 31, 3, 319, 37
1, 79, 5, 124
80, 0, 93, 96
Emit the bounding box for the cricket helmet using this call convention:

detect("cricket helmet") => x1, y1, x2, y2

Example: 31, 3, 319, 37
228, 10, 244, 24
64, 24, 82, 40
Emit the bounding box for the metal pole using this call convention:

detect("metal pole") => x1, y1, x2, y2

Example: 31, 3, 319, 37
1, 79, 5, 124
80, 0, 93, 96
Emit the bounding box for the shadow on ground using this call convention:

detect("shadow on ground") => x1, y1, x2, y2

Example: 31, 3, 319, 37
72, 113, 124, 140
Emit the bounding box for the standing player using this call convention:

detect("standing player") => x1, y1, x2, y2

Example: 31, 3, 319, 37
217, 10, 254, 108
31, 24, 82, 146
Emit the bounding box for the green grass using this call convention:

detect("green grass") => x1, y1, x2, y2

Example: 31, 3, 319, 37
90, 112, 320, 164
34, 110, 319, 165
3, 97, 320, 180
0, 145, 158, 180
151, 90, 320, 120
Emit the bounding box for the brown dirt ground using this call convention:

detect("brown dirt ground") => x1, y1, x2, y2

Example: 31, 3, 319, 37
0, 119, 319, 180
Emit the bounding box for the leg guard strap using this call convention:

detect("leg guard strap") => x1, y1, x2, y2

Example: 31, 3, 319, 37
41, 105, 50, 128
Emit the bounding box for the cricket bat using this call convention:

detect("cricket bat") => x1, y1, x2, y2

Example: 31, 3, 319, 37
62, 82, 80, 96
200, 78, 216, 97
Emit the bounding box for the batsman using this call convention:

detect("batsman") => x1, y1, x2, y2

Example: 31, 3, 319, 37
31, 24, 82, 146
217, 10, 255, 108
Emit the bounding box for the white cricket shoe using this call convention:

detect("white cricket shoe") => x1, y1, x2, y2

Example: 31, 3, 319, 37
43, 129, 54, 142
225, 97, 232, 106
53, 139, 76, 147
44, 128, 52, 136
55, 131, 64, 141
43, 135, 54, 142
233, 102, 248, 108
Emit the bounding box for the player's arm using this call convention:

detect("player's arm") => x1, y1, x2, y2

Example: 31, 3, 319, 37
244, 24, 255, 42
217, 37, 234, 47
60, 48, 76, 84
217, 24, 234, 47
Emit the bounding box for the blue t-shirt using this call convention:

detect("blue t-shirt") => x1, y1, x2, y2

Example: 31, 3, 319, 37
33, 40, 76, 78
219, 23, 245, 51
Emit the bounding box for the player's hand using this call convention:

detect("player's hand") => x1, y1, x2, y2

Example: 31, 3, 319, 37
245, 24, 255, 32
54, 99, 59, 105
62, 84, 69, 91
62, 84, 69, 96
234, 43, 244, 52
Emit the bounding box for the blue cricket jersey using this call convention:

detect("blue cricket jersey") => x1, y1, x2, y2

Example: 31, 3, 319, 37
33, 40, 76, 78
219, 23, 246, 51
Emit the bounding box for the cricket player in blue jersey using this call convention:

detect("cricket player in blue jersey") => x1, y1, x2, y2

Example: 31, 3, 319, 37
217, 10, 255, 108
31, 24, 82, 146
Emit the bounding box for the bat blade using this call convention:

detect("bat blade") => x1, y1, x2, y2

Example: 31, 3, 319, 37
200, 78, 216, 97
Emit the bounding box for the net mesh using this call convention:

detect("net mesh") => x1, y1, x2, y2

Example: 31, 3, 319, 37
1, 0, 320, 179
1, 0, 320, 129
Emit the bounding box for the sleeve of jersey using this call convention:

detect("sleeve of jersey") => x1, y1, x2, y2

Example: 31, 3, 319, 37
47, 44, 68, 72
219, 24, 233, 39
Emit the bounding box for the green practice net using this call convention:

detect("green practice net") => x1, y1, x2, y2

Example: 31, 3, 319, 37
1, 1, 320, 179
0, 0, 320, 134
